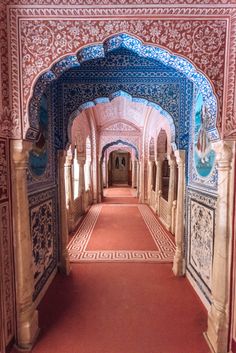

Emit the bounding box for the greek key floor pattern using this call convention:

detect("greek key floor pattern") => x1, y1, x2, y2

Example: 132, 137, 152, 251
68, 203, 176, 263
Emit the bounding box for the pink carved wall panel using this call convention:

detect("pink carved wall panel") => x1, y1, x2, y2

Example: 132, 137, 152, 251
1, 4, 235, 140
5, 0, 236, 5
0, 138, 15, 351
7, 5, 236, 140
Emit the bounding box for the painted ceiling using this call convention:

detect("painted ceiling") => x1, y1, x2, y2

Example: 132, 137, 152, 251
48, 47, 193, 150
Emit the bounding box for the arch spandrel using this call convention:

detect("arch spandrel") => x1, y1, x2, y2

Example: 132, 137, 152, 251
26, 33, 218, 146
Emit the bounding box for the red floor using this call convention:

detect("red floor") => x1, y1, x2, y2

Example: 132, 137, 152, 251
12, 187, 210, 353
86, 205, 158, 251
102, 187, 138, 204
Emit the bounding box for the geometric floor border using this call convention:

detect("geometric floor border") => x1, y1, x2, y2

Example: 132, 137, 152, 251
68, 204, 176, 263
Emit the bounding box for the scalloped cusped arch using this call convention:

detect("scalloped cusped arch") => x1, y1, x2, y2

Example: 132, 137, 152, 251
101, 140, 139, 161
68, 91, 177, 151
27, 33, 219, 144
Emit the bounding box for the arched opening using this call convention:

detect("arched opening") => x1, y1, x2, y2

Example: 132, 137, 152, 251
72, 148, 80, 200
85, 137, 92, 192
11, 31, 224, 353
109, 150, 131, 186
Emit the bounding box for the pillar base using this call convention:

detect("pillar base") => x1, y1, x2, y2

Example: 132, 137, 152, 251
205, 305, 228, 353
172, 256, 185, 276
17, 309, 39, 350
58, 255, 71, 276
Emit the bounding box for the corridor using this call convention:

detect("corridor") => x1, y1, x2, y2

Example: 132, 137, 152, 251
12, 187, 210, 353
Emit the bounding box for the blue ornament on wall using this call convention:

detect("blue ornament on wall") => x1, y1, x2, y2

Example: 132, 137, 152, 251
29, 94, 48, 176
194, 93, 216, 178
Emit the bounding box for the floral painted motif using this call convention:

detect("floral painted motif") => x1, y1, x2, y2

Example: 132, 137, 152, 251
0, 203, 14, 346
5, 0, 235, 4
190, 199, 214, 289
29, 188, 57, 300
20, 19, 225, 114
29, 94, 49, 177
49, 48, 191, 150
5, 6, 236, 140
187, 189, 217, 303
31, 200, 54, 284
7, 9, 227, 134
188, 92, 218, 191
0, 139, 8, 202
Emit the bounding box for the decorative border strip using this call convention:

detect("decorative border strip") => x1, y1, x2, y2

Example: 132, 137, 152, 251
0, 202, 15, 346
67, 203, 175, 263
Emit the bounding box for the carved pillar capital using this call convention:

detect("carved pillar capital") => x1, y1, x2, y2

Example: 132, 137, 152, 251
213, 140, 233, 169
167, 154, 176, 168
11, 140, 32, 167
65, 149, 73, 167
77, 157, 86, 166
174, 150, 185, 167
58, 150, 66, 166
156, 153, 165, 163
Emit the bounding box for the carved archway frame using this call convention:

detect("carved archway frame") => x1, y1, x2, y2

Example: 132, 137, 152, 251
2, 5, 236, 141
3, 4, 236, 353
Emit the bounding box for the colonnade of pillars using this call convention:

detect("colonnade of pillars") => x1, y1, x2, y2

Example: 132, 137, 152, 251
146, 150, 185, 276
9, 139, 235, 353
64, 150, 92, 232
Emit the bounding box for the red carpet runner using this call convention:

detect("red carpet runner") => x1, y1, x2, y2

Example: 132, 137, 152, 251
68, 204, 175, 263
12, 187, 210, 353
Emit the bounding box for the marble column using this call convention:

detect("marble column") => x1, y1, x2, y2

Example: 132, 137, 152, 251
64, 150, 73, 208
148, 161, 153, 203
172, 150, 185, 277
171, 200, 177, 235
92, 154, 98, 204
131, 159, 135, 188
78, 157, 85, 213
139, 159, 145, 202
11, 140, 39, 349
155, 158, 163, 214
64, 150, 74, 232
137, 161, 141, 198
106, 161, 109, 188
87, 161, 92, 190
206, 141, 233, 353
167, 155, 176, 229
98, 159, 103, 202
58, 150, 71, 276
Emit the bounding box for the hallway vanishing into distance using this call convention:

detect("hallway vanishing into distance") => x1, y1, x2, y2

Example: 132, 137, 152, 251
2, 8, 236, 353
12, 187, 210, 353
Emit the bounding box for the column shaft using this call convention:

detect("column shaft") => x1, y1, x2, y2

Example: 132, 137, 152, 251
64, 151, 74, 232
172, 150, 185, 276
167, 156, 176, 229
11, 140, 39, 349
206, 141, 233, 353
155, 159, 163, 214
148, 161, 153, 203
58, 150, 70, 275
78, 158, 85, 212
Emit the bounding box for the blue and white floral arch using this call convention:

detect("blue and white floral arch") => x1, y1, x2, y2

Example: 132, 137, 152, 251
27, 33, 219, 142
